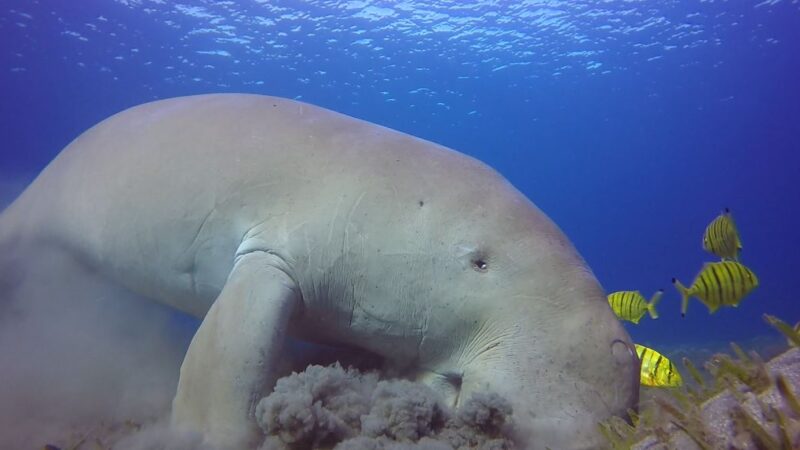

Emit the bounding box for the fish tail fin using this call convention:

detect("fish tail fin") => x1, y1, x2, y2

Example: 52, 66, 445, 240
647, 289, 664, 319
672, 278, 690, 317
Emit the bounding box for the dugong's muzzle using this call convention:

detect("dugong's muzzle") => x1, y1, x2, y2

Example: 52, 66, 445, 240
459, 297, 640, 450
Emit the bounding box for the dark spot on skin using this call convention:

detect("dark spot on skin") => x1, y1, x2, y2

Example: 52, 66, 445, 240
472, 259, 488, 273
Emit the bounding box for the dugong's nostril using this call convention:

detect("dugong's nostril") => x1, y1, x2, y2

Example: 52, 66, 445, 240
610, 338, 641, 409
611, 339, 636, 366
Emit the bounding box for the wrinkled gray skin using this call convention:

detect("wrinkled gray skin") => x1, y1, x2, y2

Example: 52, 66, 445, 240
0, 94, 639, 449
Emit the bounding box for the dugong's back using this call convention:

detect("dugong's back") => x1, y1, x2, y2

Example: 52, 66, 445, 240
3, 94, 496, 315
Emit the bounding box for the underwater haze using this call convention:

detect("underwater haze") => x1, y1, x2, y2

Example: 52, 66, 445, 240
1, 0, 799, 372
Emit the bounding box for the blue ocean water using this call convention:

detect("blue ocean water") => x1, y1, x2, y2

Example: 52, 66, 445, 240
0, 0, 798, 354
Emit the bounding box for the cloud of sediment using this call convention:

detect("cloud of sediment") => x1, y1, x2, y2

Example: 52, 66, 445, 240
0, 251, 195, 449
256, 364, 515, 450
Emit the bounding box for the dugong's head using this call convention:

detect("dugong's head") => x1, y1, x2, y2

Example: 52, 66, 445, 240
389, 155, 640, 450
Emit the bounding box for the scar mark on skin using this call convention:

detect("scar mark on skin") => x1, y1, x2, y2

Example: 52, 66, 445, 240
327, 196, 345, 248
342, 191, 367, 254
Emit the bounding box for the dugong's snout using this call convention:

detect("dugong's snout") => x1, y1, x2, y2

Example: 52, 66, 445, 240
537, 336, 640, 450
458, 292, 640, 450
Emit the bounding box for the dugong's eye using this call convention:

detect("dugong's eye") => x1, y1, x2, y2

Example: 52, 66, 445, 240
472, 259, 488, 273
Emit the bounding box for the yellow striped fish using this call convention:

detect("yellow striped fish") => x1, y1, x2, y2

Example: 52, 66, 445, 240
673, 261, 758, 316
607, 290, 663, 324
702, 208, 742, 261
635, 344, 682, 388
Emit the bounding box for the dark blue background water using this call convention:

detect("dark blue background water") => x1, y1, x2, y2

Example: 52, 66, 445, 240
1, 0, 799, 352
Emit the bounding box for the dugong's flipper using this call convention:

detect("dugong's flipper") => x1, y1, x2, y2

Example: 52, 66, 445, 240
171, 252, 300, 449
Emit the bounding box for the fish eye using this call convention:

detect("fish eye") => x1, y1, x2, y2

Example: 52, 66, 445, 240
472, 259, 488, 273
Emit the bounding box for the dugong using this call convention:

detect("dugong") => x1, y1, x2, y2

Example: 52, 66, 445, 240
0, 94, 638, 449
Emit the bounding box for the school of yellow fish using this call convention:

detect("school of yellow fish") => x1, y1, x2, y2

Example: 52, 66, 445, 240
607, 208, 759, 388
